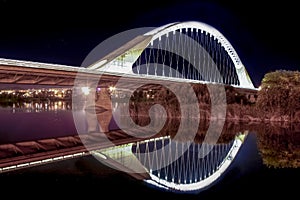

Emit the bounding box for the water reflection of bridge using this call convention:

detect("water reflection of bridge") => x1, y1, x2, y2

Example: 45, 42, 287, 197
93, 132, 247, 193
0, 112, 247, 178
0, 129, 141, 173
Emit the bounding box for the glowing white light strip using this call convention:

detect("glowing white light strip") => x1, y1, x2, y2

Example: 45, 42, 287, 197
0, 152, 87, 173
0, 58, 80, 71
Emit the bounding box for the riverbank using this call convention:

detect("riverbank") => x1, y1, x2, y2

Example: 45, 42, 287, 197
126, 100, 300, 123
126, 80, 300, 123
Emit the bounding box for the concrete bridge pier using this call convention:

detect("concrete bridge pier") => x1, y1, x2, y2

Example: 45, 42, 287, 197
85, 87, 113, 133
95, 87, 113, 133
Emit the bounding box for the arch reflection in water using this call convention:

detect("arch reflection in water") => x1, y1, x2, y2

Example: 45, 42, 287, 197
92, 130, 248, 194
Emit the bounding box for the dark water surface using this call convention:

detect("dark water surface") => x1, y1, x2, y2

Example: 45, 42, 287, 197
0, 102, 299, 199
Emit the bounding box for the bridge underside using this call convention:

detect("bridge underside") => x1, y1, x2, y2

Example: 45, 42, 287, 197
0, 64, 115, 87
0, 62, 187, 91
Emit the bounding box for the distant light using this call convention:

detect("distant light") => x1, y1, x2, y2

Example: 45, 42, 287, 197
258, 86, 262, 91
109, 86, 116, 92
81, 87, 90, 95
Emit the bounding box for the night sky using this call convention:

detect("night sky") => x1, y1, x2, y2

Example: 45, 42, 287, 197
0, 0, 299, 87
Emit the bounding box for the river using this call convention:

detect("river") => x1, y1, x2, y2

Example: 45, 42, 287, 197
0, 101, 298, 199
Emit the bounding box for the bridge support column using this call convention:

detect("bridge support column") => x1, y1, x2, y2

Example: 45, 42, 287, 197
95, 87, 113, 133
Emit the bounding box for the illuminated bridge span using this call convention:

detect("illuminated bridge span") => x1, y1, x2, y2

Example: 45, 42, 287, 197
93, 133, 247, 193
88, 21, 254, 89
0, 21, 254, 89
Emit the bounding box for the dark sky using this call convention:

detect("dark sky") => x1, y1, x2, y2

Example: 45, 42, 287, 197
0, 0, 299, 87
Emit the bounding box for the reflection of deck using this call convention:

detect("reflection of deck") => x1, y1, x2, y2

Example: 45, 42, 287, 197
0, 119, 247, 173
0, 129, 140, 173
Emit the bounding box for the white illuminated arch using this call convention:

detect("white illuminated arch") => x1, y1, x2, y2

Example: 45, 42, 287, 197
88, 21, 254, 89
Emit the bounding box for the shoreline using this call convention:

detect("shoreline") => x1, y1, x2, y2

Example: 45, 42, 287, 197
127, 101, 300, 123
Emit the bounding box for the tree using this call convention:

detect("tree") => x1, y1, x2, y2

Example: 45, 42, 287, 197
256, 70, 300, 120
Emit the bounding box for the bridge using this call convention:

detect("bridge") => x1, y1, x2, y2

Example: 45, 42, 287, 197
0, 21, 255, 88
0, 21, 256, 183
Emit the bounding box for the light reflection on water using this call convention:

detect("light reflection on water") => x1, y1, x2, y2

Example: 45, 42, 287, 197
0, 101, 72, 113
0, 101, 75, 144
